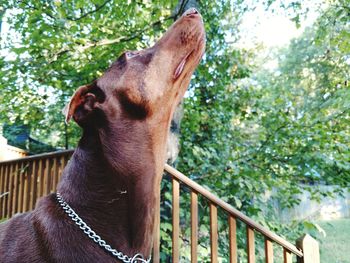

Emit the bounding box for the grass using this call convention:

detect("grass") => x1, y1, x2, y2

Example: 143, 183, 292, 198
315, 219, 350, 263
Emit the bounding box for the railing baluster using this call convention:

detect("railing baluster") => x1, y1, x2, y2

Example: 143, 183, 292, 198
5, 164, 10, 218
19, 163, 25, 213
247, 226, 255, 263
51, 157, 58, 192
5, 165, 9, 215
229, 216, 237, 263
44, 159, 51, 195
152, 185, 160, 263
0, 165, 4, 218
8, 164, 14, 217
283, 248, 293, 263
0, 164, 4, 218
24, 162, 32, 212
3, 164, 8, 218
152, 210, 160, 263
30, 160, 38, 210
23, 162, 28, 212
210, 203, 218, 263
59, 156, 66, 181
265, 238, 274, 263
172, 177, 180, 263
38, 159, 44, 198
191, 191, 198, 263
13, 163, 20, 216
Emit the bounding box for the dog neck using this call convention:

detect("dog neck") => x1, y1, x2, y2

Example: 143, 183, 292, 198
57, 124, 167, 257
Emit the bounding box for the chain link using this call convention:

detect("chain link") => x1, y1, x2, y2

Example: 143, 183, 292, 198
56, 192, 151, 263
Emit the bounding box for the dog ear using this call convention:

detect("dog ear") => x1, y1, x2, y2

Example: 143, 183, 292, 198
63, 82, 105, 124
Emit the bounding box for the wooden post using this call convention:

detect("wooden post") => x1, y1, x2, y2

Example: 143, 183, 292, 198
283, 248, 293, 263
0, 164, 5, 219
172, 178, 180, 263
265, 238, 274, 263
191, 191, 198, 263
247, 226, 255, 263
296, 234, 320, 263
30, 160, 38, 210
210, 203, 218, 263
152, 202, 160, 263
228, 216, 237, 263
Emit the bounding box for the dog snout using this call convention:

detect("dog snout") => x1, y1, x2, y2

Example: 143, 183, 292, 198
183, 8, 200, 18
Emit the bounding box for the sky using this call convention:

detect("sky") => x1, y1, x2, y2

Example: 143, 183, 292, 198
231, 0, 326, 71
0, 9, 21, 59
237, 0, 325, 48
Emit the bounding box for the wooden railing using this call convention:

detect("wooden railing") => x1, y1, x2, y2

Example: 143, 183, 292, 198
0, 150, 320, 263
163, 165, 320, 263
0, 150, 72, 219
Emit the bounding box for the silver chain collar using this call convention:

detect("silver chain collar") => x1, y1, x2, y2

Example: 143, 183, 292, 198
56, 192, 151, 263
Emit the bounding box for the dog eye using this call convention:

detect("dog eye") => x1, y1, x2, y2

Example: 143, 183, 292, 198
125, 51, 139, 59
118, 91, 149, 119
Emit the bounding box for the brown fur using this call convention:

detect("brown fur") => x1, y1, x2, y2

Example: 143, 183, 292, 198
0, 9, 205, 263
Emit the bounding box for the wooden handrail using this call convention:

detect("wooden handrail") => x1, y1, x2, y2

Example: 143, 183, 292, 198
0, 150, 74, 165
164, 164, 303, 258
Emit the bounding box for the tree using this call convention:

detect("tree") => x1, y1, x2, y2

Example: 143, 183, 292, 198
1, 0, 349, 261
172, 0, 349, 260
0, 0, 179, 149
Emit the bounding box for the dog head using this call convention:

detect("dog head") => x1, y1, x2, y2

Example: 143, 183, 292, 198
64, 8, 205, 129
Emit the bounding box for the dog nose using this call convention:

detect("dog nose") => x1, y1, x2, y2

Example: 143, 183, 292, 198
183, 8, 199, 17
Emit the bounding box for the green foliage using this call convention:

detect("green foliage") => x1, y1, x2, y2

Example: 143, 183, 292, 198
0, 0, 176, 148
1, 0, 349, 261
174, 0, 350, 260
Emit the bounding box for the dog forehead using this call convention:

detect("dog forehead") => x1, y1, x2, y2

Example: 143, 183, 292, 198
97, 50, 157, 89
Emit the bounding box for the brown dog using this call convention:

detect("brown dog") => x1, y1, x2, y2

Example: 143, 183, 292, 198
0, 8, 205, 263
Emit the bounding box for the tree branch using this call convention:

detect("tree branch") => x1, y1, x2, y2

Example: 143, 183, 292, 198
48, 15, 176, 63
66, 0, 113, 21
173, 0, 190, 20
306, 107, 350, 128
17, 0, 56, 20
